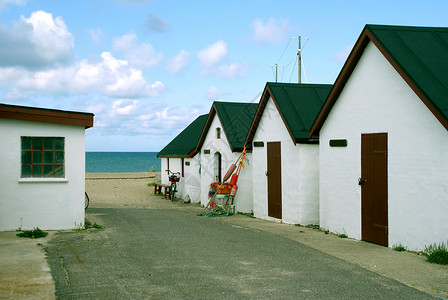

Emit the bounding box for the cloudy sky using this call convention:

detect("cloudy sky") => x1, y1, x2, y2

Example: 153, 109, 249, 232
1, 0, 447, 151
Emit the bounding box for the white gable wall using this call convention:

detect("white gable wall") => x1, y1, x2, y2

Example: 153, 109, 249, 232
200, 114, 253, 213
252, 97, 319, 225
320, 41, 448, 251
0, 119, 86, 231
182, 154, 201, 203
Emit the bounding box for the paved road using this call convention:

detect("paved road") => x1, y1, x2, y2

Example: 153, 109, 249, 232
45, 208, 432, 299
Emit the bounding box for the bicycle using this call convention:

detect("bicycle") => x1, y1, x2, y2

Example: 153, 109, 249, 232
85, 192, 90, 209
166, 169, 181, 201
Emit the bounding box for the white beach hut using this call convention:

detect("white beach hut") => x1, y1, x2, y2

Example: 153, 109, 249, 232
0, 103, 94, 231
310, 24, 448, 251
195, 101, 258, 213
245, 82, 332, 225
157, 114, 208, 203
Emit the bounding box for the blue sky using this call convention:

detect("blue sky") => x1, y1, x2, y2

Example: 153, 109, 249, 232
1, 0, 447, 151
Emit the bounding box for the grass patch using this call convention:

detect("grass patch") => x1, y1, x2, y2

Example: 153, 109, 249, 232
147, 182, 155, 187
423, 241, 448, 265
84, 220, 104, 229
74, 220, 104, 231
393, 243, 407, 252
237, 212, 255, 218
16, 227, 48, 238
305, 224, 320, 230
338, 233, 348, 238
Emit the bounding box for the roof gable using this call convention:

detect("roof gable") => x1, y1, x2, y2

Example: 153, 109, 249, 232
246, 82, 332, 145
0, 103, 94, 128
157, 114, 208, 158
311, 24, 448, 136
196, 101, 258, 153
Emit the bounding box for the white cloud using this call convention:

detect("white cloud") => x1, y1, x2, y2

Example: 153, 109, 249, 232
252, 17, 289, 43
205, 86, 220, 100
166, 49, 190, 74
88, 28, 105, 44
112, 33, 164, 69
146, 14, 170, 33
196, 40, 248, 80
0, 10, 74, 69
197, 40, 227, 68
112, 99, 139, 115
0, 51, 165, 98
216, 62, 249, 80
0, 0, 27, 10
335, 44, 353, 62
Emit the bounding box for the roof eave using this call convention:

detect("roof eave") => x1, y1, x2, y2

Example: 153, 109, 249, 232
0, 103, 94, 129
310, 26, 371, 137
310, 25, 448, 137
194, 105, 217, 154
366, 26, 448, 132
244, 84, 270, 147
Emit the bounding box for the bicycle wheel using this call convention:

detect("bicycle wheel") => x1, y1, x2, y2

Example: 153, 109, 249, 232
85, 192, 90, 209
170, 182, 176, 201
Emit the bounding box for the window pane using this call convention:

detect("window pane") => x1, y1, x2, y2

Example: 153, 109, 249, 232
44, 137, 54, 150
22, 151, 31, 164
33, 151, 42, 163
54, 138, 64, 150
20, 136, 65, 179
43, 165, 54, 177
32, 137, 43, 150
55, 151, 64, 164
32, 165, 42, 177
21, 137, 31, 150
54, 165, 64, 177
21, 165, 31, 177
44, 151, 54, 164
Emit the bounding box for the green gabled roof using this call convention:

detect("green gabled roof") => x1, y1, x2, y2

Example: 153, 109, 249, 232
246, 82, 332, 145
157, 114, 208, 158
311, 24, 448, 136
196, 102, 258, 152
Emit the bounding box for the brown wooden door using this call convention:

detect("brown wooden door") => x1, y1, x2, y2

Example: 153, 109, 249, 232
361, 133, 388, 246
267, 142, 282, 219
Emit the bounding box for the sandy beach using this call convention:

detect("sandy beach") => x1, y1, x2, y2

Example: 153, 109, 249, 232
85, 172, 161, 208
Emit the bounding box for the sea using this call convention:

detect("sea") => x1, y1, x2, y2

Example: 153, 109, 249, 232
85, 152, 160, 173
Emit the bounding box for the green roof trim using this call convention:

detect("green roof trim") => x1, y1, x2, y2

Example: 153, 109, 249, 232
214, 102, 258, 151
311, 24, 448, 136
196, 101, 258, 153
246, 82, 332, 145
157, 114, 208, 158
366, 24, 448, 122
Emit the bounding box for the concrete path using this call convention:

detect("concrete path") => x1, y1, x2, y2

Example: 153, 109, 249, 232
0, 231, 55, 299
45, 206, 435, 299
1, 196, 447, 299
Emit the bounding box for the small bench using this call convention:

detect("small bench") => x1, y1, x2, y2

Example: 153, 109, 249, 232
154, 183, 170, 198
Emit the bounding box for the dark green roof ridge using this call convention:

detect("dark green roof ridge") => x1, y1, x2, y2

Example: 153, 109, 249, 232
366, 24, 448, 122
213, 101, 258, 151
266, 82, 333, 141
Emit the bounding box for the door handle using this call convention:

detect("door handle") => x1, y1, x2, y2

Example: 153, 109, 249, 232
358, 177, 367, 185
265, 171, 270, 176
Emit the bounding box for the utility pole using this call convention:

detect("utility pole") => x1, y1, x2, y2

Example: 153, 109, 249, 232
275, 63, 278, 82
291, 36, 309, 83
270, 63, 280, 82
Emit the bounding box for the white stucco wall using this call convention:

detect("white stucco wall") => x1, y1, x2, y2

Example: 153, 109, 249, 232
252, 98, 319, 225
183, 154, 201, 203
200, 114, 253, 213
320, 41, 448, 251
0, 119, 86, 231
161, 155, 202, 203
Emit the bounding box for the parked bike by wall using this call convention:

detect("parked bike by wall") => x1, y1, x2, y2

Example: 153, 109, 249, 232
166, 169, 181, 201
